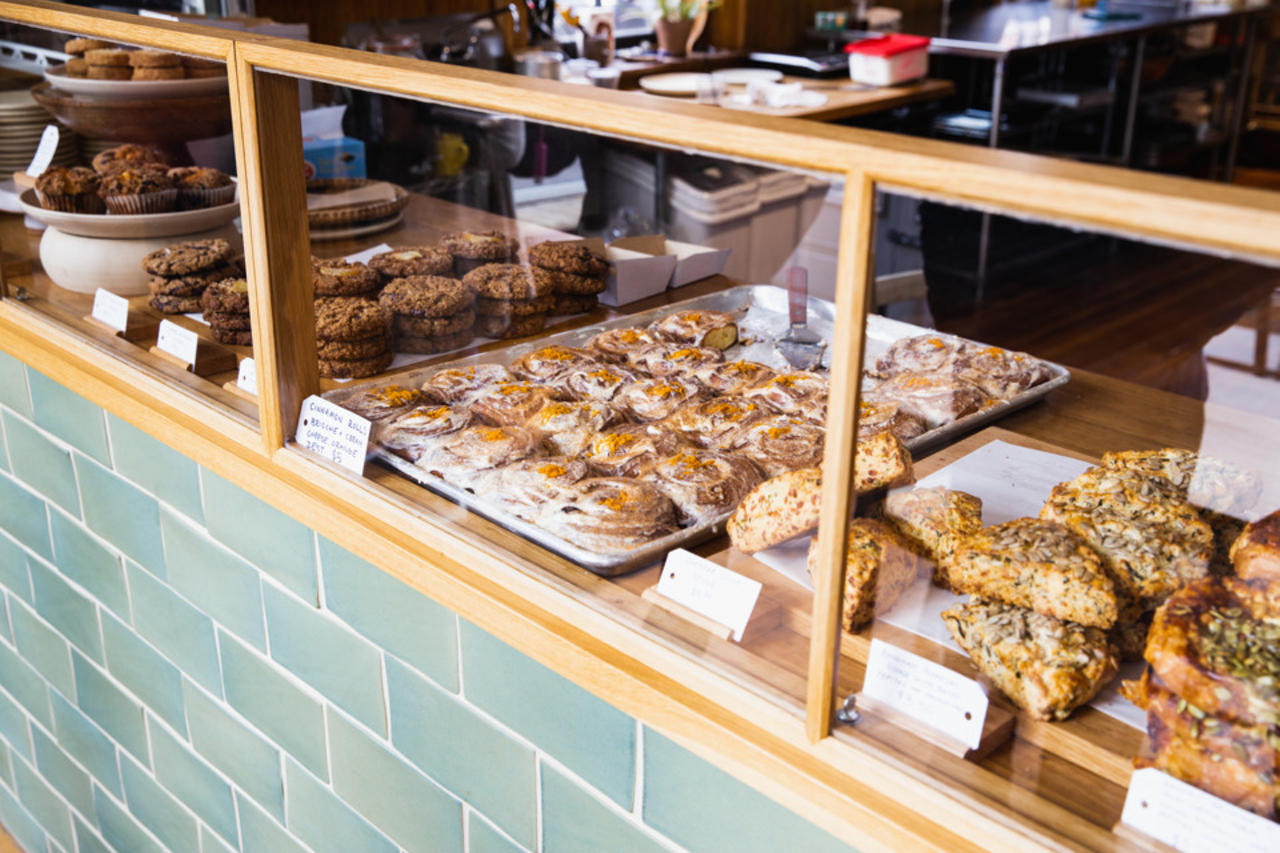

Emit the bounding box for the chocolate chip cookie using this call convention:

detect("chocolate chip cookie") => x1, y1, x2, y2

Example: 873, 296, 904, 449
315, 296, 389, 341
463, 264, 554, 301
149, 294, 204, 314
148, 263, 240, 297
210, 327, 254, 347
206, 311, 253, 331
378, 276, 473, 318
313, 259, 382, 297
201, 277, 251, 314
368, 247, 454, 279
142, 238, 232, 277
528, 241, 608, 278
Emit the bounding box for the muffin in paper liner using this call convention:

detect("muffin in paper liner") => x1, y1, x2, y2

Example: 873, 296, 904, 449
177, 184, 236, 211
35, 190, 106, 215
103, 188, 178, 216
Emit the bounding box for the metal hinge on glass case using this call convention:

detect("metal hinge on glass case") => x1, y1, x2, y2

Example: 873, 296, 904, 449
835, 693, 861, 725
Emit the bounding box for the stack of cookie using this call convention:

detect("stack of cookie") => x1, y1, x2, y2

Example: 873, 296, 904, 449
142, 238, 238, 315
367, 246, 455, 285
200, 277, 253, 347
63, 38, 112, 79
438, 230, 519, 277
462, 263, 556, 340
128, 50, 184, 81
82, 47, 133, 81
527, 241, 608, 316
378, 276, 475, 354
315, 297, 393, 379
313, 258, 382, 300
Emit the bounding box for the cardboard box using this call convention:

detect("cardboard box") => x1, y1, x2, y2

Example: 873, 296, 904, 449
302, 137, 367, 180
556, 238, 677, 307
611, 235, 731, 289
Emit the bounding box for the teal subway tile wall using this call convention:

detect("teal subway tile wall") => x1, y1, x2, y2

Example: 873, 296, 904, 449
0, 363, 863, 853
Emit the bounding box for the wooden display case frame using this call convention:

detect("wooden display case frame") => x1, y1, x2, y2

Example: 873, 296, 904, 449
3, 3, 1280, 851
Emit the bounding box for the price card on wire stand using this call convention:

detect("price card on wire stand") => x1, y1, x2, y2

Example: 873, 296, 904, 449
1121, 768, 1280, 853
862, 638, 989, 750
295, 395, 370, 474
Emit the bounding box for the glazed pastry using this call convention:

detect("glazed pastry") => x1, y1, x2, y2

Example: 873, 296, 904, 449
693, 360, 777, 396
855, 399, 927, 442
644, 449, 763, 526
664, 396, 774, 449
614, 377, 706, 423
416, 425, 539, 489
585, 327, 661, 362
725, 413, 825, 477
525, 400, 625, 457
540, 477, 680, 555
468, 382, 561, 427
625, 342, 724, 377
509, 345, 599, 382
376, 404, 474, 461
742, 371, 829, 416
873, 334, 1054, 399
584, 424, 684, 478
647, 309, 738, 350
420, 364, 515, 405
479, 457, 590, 523
560, 363, 641, 403
862, 373, 991, 429
337, 384, 427, 423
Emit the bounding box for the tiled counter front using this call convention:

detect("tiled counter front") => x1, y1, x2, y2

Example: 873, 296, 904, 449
0, 350, 860, 853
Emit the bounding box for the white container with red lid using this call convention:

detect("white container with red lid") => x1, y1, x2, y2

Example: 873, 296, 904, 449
846, 34, 930, 87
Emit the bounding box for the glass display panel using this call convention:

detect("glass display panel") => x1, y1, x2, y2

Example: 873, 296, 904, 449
279, 68, 848, 719
821, 187, 1280, 850
0, 17, 256, 423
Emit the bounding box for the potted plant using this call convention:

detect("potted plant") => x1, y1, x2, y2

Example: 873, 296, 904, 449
654, 0, 718, 57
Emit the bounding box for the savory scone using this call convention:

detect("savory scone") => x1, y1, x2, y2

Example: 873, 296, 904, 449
942, 599, 1119, 721
1101, 448, 1263, 518
726, 432, 914, 554
807, 518, 923, 630
942, 518, 1119, 629
1231, 510, 1280, 581
877, 486, 983, 589
1126, 670, 1279, 819
1144, 576, 1280, 727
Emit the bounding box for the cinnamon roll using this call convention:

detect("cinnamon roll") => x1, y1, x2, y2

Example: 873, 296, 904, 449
416, 425, 539, 490
478, 457, 590, 523
693, 360, 777, 396
584, 424, 684, 478
339, 384, 428, 422
525, 400, 625, 457
856, 399, 926, 442
561, 363, 641, 403
664, 396, 774, 449
468, 382, 562, 426
509, 344, 599, 382
742, 370, 829, 415
376, 404, 474, 461
644, 449, 763, 526
614, 377, 706, 422
728, 413, 826, 477
420, 363, 514, 405
541, 477, 680, 555
585, 327, 661, 362
862, 373, 991, 429
647, 309, 738, 350
625, 342, 724, 377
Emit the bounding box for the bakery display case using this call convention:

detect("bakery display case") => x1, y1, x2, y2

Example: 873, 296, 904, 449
1, 3, 1279, 852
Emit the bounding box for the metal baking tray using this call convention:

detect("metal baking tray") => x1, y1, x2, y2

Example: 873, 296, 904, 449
324, 285, 1070, 576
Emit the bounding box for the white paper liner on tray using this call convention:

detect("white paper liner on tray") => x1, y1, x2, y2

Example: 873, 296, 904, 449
324, 285, 1070, 576
752, 439, 1146, 730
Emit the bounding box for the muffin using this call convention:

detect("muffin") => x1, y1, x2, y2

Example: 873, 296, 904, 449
34, 167, 104, 214
92, 143, 166, 176
167, 166, 235, 209
98, 166, 177, 215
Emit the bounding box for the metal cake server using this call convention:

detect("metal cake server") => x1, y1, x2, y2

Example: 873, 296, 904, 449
777, 266, 825, 370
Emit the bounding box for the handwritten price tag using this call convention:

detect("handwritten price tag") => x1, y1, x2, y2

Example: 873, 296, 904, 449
156, 320, 200, 366
25, 126, 59, 178
90, 289, 130, 332
295, 395, 370, 474
657, 548, 761, 641
1122, 768, 1280, 853
862, 639, 988, 749
236, 357, 257, 396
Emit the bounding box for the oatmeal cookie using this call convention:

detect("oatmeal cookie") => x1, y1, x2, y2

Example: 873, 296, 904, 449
552, 294, 599, 315
368, 247, 454, 279
66, 57, 88, 77
316, 336, 389, 361
439, 230, 519, 274
315, 296, 389, 342
210, 327, 253, 347
313, 260, 381, 297
200, 277, 251, 314
395, 330, 475, 355
319, 351, 394, 380
148, 263, 240, 297
475, 312, 546, 339
528, 241, 608, 277
64, 38, 111, 55
128, 49, 180, 68
391, 309, 476, 338
533, 266, 606, 295
87, 65, 132, 80
378, 276, 474, 318
84, 48, 132, 67
133, 66, 185, 81
463, 264, 553, 301
149, 293, 203, 314
475, 295, 556, 317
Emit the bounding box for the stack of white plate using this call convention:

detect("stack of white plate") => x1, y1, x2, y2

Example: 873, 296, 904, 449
0, 88, 78, 175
